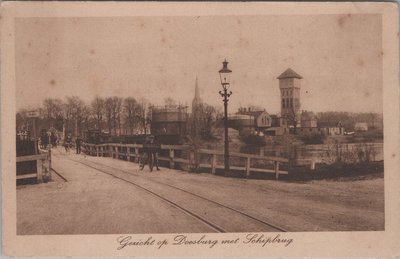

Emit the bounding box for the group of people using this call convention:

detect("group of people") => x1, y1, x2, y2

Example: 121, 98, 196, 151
63, 133, 160, 172
63, 134, 83, 154
39, 129, 59, 149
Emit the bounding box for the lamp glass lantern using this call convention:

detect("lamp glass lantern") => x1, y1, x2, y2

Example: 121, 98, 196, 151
219, 59, 232, 89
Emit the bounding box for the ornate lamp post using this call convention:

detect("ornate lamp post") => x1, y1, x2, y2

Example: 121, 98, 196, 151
219, 59, 232, 175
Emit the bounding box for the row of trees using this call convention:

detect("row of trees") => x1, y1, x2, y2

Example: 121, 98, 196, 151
17, 96, 152, 139
16, 95, 222, 141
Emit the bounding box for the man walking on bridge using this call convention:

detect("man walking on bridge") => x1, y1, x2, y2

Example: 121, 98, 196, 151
75, 136, 82, 154
139, 135, 160, 172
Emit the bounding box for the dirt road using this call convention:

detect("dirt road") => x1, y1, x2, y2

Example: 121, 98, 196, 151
17, 148, 384, 234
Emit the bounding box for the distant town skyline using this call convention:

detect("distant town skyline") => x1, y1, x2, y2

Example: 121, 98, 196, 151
15, 14, 382, 114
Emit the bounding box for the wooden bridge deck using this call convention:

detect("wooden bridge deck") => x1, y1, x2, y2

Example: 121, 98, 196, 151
16, 147, 384, 234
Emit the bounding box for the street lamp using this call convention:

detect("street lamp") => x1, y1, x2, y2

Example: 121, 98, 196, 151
219, 59, 232, 175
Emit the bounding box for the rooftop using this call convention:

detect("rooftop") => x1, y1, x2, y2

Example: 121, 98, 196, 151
277, 68, 303, 79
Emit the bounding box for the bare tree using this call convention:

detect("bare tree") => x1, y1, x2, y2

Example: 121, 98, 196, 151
137, 98, 150, 135
41, 98, 64, 130
190, 103, 218, 139
112, 97, 123, 135
103, 96, 123, 135
123, 97, 140, 135
91, 96, 105, 131
164, 97, 177, 107
368, 112, 376, 129
65, 96, 86, 137
104, 97, 114, 135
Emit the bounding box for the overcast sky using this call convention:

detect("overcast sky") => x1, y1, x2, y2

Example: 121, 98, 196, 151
15, 14, 382, 114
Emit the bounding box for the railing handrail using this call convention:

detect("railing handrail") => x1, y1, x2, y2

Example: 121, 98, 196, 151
84, 143, 194, 150
16, 153, 48, 163
84, 143, 288, 163
82, 142, 290, 179
16, 151, 52, 183
197, 148, 288, 163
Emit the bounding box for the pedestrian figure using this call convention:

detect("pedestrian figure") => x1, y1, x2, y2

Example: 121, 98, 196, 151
64, 134, 72, 153
76, 136, 82, 154
139, 135, 160, 172
51, 132, 58, 147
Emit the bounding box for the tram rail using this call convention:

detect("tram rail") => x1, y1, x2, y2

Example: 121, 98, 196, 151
60, 153, 287, 233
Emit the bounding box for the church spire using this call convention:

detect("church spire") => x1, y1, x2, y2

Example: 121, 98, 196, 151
192, 76, 202, 113
194, 76, 200, 100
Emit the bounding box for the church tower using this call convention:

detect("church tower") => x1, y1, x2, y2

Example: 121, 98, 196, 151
191, 76, 203, 138
192, 76, 202, 112
277, 68, 302, 127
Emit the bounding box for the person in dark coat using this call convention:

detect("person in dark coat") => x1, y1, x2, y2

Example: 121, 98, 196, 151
75, 136, 82, 154
64, 134, 72, 153
140, 135, 160, 171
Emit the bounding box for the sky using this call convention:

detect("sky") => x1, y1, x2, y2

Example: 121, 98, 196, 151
15, 14, 382, 114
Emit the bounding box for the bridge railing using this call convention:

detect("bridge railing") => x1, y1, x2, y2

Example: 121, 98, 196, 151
83, 143, 290, 179
197, 149, 289, 179
16, 149, 52, 183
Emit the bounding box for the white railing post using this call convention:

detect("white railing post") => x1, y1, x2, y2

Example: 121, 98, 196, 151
48, 149, 52, 181
275, 161, 280, 180
211, 154, 217, 174
310, 158, 316, 170
135, 147, 139, 163
246, 157, 251, 178
169, 149, 175, 169
36, 159, 43, 183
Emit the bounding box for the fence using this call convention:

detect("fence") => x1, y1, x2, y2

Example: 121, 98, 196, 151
16, 149, 52, 183
83, 143, 290, 179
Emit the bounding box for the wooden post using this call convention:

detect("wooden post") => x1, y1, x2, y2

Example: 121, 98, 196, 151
310, 158, 316, 170
189, 149, 196, 171
211, 154, 217, 174
169, 149, 175, 169
115, 146, 118, 159
36, 159, 43, 183
96, 146, 99, 157
135, 148, 139, 163
246, 157, 251, 178
274, 161, 280, 180
127, 147, 130, 162
48, 149, 52, 181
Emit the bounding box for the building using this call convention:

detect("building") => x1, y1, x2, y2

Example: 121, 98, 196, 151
192, 76, 202, 113
300, 110, 318, 128
226, 68, 344, 138
191, 77, 204, 137
230, 106, 273, 136
151, 105, 188, 143
237, 106, 272, 129
228, 114, 254, 136
315, 121, 345, 135
354, 122, 368, 131
278, 68, 302, 128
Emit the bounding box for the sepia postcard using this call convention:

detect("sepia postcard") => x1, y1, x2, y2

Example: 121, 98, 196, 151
1, 1, 399, 258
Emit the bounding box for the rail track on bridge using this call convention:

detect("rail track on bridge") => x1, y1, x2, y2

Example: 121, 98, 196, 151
55, 151, 287, 233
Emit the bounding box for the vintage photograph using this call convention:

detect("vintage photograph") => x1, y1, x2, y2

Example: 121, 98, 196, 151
2, 2, 398, 257
14, 13, 386, 235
